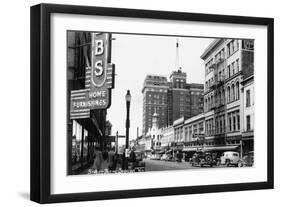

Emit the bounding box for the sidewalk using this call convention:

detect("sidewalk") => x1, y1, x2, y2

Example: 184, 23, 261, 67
80, 160, 123, 175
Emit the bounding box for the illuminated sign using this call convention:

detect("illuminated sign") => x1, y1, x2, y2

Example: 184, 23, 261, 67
70, 33, 115, 119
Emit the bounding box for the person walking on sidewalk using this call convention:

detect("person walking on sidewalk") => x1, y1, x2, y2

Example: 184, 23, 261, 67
129, 147, 137, 170
108, 147, 116, 172
93, 145, 103, 172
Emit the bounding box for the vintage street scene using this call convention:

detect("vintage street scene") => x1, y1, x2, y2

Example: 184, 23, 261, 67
67, 31, 254, 175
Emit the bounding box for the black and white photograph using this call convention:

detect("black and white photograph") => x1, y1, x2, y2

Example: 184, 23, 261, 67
67, 31, 255, 176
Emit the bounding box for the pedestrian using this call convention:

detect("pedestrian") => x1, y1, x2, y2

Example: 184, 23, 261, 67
129, 147, 137, 170
122, 149, 126, 170
108, 147, 116, 172
93, 145, 103, 172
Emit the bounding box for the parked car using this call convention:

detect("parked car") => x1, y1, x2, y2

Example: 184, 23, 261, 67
190, 151, 216, 167
220, 151, 240, 167
150, 153, 161, 160
165, 153, 174, 161
128, 151, 145, 172
160, 154, 168, 161
239, 151, 254, 167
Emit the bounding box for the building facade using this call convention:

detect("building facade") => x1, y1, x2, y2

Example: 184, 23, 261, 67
67, 31, 111, 174
241, 76, 254, 153
160, 125, 174, 149
142, 75, 169, 135
170, 113, 205, 156
200, 38, 254, 155
142, 70, 204, 136
167, 70, 204, 126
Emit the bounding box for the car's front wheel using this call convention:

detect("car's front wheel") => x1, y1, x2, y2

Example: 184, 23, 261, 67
225, 159, 230, 167
237, 161, 243, 167
216, 160, 221, 166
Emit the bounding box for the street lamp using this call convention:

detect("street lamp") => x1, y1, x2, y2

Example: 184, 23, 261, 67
125, 90, 131, 149
125, 90, 131, 170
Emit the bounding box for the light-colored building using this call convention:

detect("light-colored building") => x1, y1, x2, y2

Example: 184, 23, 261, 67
241, 75, 254, 153
173, 117, 185, 143
139, 111, 162, 152
160, 125, 174, 148
172, 113, 205, 155
138, 137, 152, 152
201, 38, 254, 155
183, 113, 205, 143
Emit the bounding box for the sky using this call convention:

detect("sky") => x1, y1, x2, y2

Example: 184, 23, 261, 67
107, 33, 214, 144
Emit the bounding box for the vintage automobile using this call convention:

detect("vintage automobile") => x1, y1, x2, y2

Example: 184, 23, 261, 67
238, 151, 254, 167
160, 154, 168, 161
190, 151, 217, 167
128, 151, 146, 172
220, 151, 240, 167
150, 153, 162, 160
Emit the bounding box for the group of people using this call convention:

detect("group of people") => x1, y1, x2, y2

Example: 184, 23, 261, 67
91, 146, 117, 172
91, 145, 137, 173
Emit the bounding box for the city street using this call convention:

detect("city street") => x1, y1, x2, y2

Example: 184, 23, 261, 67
144, 158, 224, 171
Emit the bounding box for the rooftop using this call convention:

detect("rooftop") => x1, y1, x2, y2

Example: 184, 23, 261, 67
200, 39, 225, 60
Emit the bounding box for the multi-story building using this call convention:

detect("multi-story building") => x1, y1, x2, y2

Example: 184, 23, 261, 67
167, 70, 204, 126
67, 31, 113, 174
173, 117, 185, 144
168, 70, 189, 124
200, 38, 254, 155
183, 113, 205, 144
142, 75, 169, 135
142, 71, 204, 136
142, 40, 204, 136
188, 83, 205, 118
241, 39, 254, 153
241, 75, 254, 153
171, 113, 205, 157
160, 125, 174, 149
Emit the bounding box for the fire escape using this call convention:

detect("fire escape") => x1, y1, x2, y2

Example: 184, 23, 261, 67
209, 57, 227, 146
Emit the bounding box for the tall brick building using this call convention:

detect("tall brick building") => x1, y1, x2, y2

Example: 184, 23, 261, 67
142, 75, 169, 135
167, 70, 204, 126
142, 70, 204, 135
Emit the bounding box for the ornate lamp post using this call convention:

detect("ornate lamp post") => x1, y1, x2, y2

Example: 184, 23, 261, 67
125, 90, 131, 170
125, 90, 131, 149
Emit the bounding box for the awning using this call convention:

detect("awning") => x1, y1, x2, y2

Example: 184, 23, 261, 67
203, 145, 239, 151
157, 151, 165, 154
182, 145, 239, 152
91, 116, 103, 136
183, 147, 198, 152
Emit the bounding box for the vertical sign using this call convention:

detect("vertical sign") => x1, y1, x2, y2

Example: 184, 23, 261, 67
70, 32, 115, 119
87, 33, 114, 109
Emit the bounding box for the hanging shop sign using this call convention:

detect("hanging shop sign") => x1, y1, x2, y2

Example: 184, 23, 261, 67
70, 32, 115, 119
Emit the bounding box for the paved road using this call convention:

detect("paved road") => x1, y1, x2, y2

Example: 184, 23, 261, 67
144, 158, 223, 171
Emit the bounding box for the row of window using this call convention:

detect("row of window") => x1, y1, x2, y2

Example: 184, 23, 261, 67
205, 81, 240, 111
146, 100, 167, 105
227, 39, 239, 57
145, 88, 168, 93
147, 94, 167, 99
205, 110, 240, 136
174, 122, 204, 141
205, 58, 240, 91
205, 40, 240, 75
160, 114, 251, 142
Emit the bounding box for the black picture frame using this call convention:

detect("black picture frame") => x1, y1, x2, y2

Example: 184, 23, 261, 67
30, 3, 274, 204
